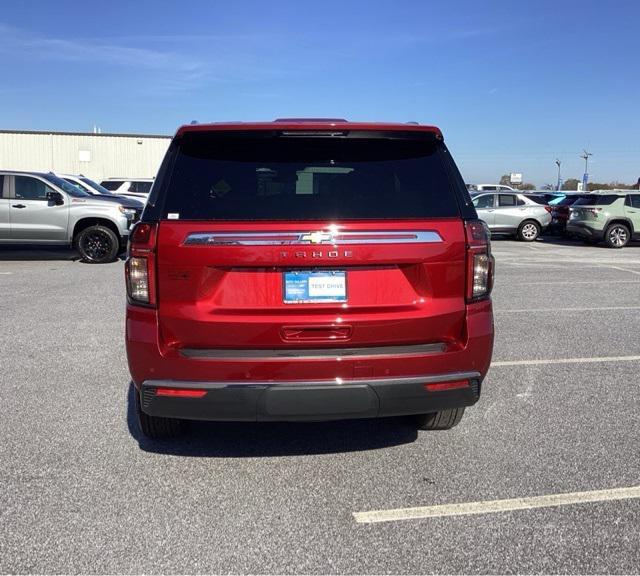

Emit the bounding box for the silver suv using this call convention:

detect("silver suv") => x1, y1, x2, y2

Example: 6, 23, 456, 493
471, 192, 552, 241
0, 171, 141, 263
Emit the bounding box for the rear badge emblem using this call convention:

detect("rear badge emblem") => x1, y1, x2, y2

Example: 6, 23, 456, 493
299, 231, 334, 244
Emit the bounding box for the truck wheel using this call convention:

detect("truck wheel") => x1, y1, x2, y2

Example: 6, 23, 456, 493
604, 223, 630, 248
517, 220, 540, 242
136, 390, 184, 439
415, 407, 465, 430
76, 225, 120, 263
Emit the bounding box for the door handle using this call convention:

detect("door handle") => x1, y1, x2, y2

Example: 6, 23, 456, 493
12, 204, 27, 209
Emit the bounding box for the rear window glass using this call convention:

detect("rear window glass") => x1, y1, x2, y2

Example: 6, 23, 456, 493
557, 195, 590, 206
129, 181, 152, 193
101, 180, 123, 191
161, 134, 459, 220
525, 195, 552, 205
573, 195, 620, 206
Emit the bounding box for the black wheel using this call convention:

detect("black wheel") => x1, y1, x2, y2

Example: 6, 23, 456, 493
414, 407, 465, 430
135, 389, 184, 439
76, 225, 119, 263
517, 220, 540, 242
604, 223, 630, 249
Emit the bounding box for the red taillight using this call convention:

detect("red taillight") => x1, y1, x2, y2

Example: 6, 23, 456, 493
155, 387, 208, 398
125, 222, 158, 307
465, 220, 494, 302
131, 222, 154, 244
424, 380, 469, 392
544, 206, 553, 213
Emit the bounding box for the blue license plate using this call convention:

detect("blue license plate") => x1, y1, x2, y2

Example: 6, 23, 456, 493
283, 270, 347, 304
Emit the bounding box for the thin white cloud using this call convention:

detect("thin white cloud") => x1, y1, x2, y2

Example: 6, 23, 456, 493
0, 23, 201, 71
0, 22, 302, 93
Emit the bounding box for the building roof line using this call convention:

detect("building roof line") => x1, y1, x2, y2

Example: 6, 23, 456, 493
0, 129, 171, 139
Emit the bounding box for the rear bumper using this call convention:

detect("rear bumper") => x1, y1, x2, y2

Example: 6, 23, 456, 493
127, 299, 494, 421
140, 372, 482, 422
566, 222, 604, 240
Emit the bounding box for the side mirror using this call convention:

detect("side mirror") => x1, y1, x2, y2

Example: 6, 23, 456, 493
47, 190, 64, 206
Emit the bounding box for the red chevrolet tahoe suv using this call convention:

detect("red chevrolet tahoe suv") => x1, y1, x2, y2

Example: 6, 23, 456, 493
125, 119, 494, 439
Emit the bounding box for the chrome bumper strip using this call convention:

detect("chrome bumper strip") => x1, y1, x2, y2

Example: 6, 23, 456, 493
180, 342, 447, 360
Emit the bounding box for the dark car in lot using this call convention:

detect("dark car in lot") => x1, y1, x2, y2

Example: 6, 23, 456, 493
522, 192, 565, 206
548, 194, 596, 235
125, 120, 495, 439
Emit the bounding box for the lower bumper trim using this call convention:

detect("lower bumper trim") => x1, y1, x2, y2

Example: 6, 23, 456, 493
140, 371, 482, 422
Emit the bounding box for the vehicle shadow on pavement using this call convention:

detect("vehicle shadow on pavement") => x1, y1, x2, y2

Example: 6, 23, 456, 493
0, 246, 80, 261
0, 246, 127, 261
126, 383, 418, 456
538, 236, 640, 248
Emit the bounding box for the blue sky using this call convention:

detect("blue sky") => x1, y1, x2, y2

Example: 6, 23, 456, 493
0, 0, 639, 185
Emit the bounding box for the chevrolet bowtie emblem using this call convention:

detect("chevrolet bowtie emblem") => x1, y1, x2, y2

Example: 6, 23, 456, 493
300, 232, 334, 244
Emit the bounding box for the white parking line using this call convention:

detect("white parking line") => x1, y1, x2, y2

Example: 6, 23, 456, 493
497, 279, 640, 286
498, 261, 640, 267
605, 265, 640, 277
492, 355, 640, 367
495, 306, 640, 313
353, 485, 640, 524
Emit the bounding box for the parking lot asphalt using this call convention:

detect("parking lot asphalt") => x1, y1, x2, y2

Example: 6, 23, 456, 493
1, 238, 639, 574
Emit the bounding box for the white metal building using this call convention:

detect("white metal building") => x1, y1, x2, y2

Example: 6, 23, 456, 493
0, 130, 171, 182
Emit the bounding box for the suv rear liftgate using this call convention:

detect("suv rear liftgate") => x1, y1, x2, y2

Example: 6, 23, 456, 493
126, 122, 494, 437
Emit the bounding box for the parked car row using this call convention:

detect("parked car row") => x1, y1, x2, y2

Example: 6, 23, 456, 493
470, 190, 640, 248
0, 170, 150, 262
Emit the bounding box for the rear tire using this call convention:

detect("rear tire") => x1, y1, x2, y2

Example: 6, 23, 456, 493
135, 390, 185, 439
415, 407, 465, 430
517, 220, 540, 242
76, 224, 119, 263
604, 223, 630, 249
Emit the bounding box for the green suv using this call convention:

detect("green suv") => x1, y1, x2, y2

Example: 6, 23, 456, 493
567, 190, 640, 248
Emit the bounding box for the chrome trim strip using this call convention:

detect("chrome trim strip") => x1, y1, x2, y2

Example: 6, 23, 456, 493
180, 342, 446, 360
143, 371, 482, 390
183, 230, 443, 246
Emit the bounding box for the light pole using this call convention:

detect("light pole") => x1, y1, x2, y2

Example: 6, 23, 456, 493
581, 150, 592, 191
555, 159, 562, 190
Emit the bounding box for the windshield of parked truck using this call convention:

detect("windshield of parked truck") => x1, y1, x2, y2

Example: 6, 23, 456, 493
42, 174, 91, 197
80, 177, 114, 195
